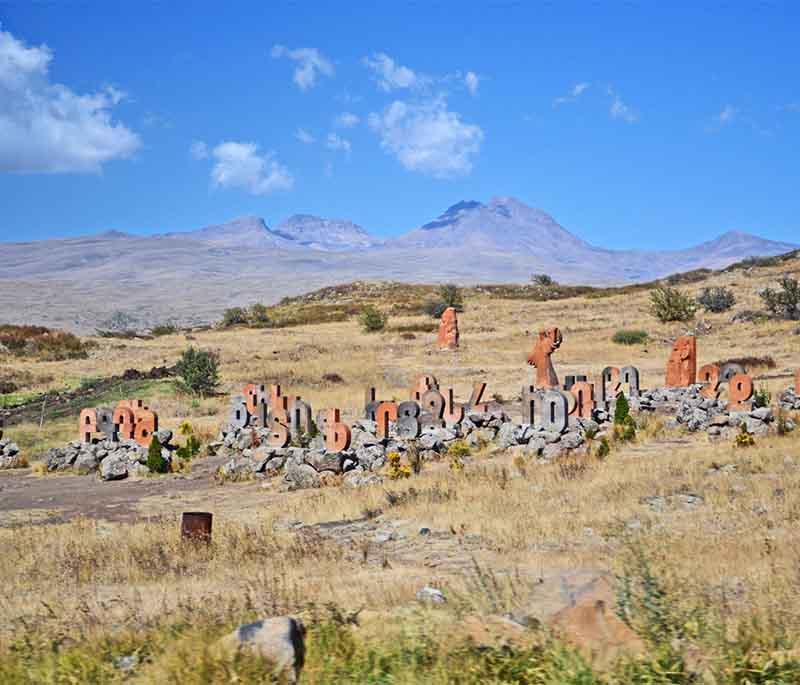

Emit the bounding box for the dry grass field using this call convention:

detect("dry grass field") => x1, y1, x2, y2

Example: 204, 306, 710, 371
0, 256, 799, 683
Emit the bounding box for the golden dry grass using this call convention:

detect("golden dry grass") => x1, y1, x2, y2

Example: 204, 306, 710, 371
0, 258, 799, 675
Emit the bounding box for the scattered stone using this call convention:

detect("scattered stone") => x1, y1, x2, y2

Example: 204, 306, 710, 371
416, 586, 447, 605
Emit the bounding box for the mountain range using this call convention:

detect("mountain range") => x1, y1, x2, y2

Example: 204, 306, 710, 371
0, 197, 795, 332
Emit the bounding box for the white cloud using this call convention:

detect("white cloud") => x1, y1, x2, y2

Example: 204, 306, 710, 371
608, 88, 638, 123
368, 97, 483, 178
464, 71, 479, 96
334, 111, 360, 128
363, 52, 423, 91
326, 132, 351, 153
0, 27, 140, 173
716, 104, 737, 124
295, 128, 315, 144
210, 141, 293, 195
189, 140, 208, 159
553, 81, 590, 106
271, 44, 334, 91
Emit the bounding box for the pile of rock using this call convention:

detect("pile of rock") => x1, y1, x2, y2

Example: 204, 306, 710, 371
779, 386, 800, 412
213, 406, 609, 490
666, 384, 790, 437
42, 430, 176, 480
0, 438, 23, 469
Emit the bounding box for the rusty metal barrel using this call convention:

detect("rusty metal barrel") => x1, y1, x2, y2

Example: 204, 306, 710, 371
181, 512, 213, 543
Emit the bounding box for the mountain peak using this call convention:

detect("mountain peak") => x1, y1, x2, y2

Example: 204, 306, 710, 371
273, 214, 378, 251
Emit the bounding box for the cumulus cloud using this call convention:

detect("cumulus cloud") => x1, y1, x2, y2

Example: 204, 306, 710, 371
464, 71, 480, 96
363, 52, 424, 91
189, 140, 208, 159
334, 111, 360, 128
368, 97, 483, 178
553, 81, 590, 106
325, 132, 351, 153
209, 141, 293, 195
0, 27, 140, 173
295, 128, 315, 144
608, 88, 638, 123
271, 44, 334, 90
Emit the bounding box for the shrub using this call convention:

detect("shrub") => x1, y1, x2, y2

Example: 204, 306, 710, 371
423, 300, 449, 319
697, 286, 736, 313
753, 385, 771, 409
614, 392, 631, 425
596, 437, 611, 458
220, 307, 248, 328
386, 452, 411, 479
649, 286, 697, 323
151, 322, 179, 337
437, 283, 464, 311
175, 421, 202, 460
760, 276, 800, 320
359, 305, 387, 333
0, 324, 89, 360
612, 329, 649, 345
531, 273, 555, 287
734, 422, 755, 448
175, 347, 220, 396
147, 436, 169, 473
248, 303, 271, 327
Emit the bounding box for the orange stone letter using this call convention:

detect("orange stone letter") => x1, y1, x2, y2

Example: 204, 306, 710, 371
729, 373, 754, 412
665, 336, 697, 387
526, 327, 563, 389
325, 408, 352, 452
436, 307, 459, 350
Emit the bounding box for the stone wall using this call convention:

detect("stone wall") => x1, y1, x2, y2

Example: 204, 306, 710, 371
212, 404, 612, 490
42, 430, 176, 480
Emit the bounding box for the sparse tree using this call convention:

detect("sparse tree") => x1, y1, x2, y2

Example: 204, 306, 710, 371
531, 273, 555, 287
760, 276, 800, 320
697, 286, 736, 313
175, 347, 220, 396
248, 303, 271, 327
649, 286, 697, 323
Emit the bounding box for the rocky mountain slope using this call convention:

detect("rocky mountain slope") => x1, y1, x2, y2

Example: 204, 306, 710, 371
0, 197, 795, 331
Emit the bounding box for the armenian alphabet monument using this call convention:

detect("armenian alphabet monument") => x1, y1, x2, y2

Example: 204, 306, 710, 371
52, 316, 796, 484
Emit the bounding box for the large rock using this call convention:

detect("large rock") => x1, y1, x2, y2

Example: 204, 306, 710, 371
218, 617, 305, 684
284, 462, 321, 490
100, 454, 128, 481
304, 449, 344, 473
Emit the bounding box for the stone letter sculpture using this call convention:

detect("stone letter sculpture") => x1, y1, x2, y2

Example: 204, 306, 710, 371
665, 336, 697, 387
526, 327, 563, 389
436, 307, 459, 350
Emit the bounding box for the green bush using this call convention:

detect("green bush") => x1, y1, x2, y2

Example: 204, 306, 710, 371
753, 385, 771, 409
531, 273, 555, 286
151, 322, 179, 337
147, 436, 169, 473
612, 329, 649, 345
437, 283, 464, 310
248, 303, 271, 327
220, 307, 248, 328
649, 286, 697, 323
760, 276, 800, 320
359, 305, 387, 333
175, 347, 220, 396
423, 283, 464, 319
697, 286, 736, 313
614, 391, 630, 425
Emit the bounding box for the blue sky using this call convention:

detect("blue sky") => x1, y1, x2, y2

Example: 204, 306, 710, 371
0, 1, 798, 248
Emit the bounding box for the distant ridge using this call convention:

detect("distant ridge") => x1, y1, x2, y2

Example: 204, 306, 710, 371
0, 196, 796, 331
